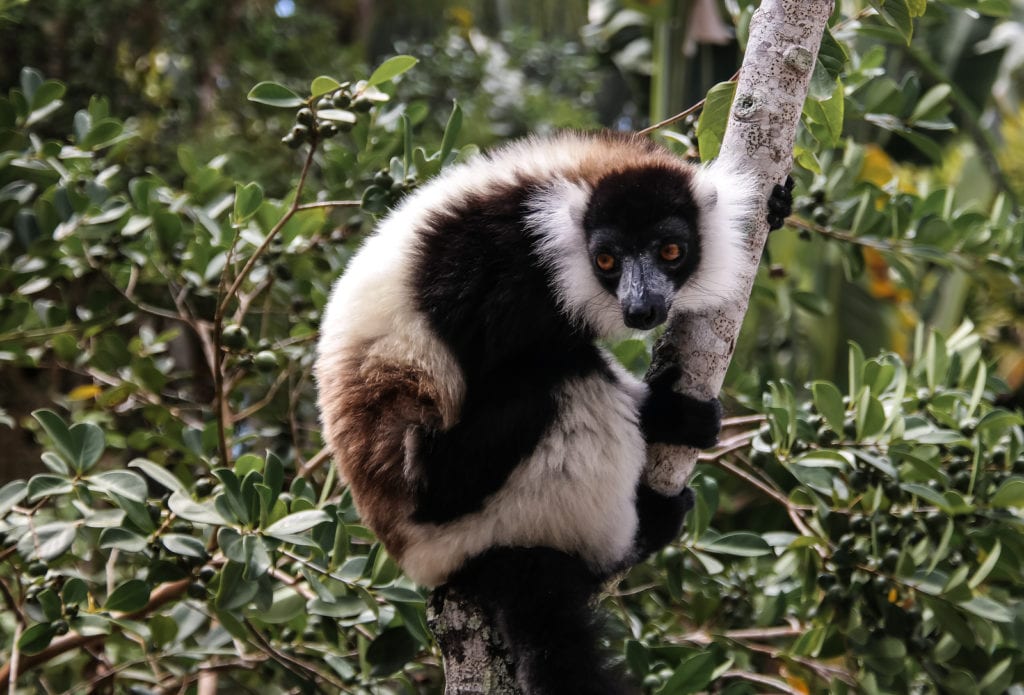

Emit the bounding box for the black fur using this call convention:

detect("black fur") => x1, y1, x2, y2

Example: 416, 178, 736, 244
767, 176, 794, 231
632, 485, 695, 564
640, 362, 722, 448
448, 547, 632, 695
411, 185, 613, 523
584, 167, 703, 296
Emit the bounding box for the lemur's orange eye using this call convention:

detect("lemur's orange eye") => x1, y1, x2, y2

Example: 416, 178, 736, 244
660, 243, 682, 262
595, 253, 616, 272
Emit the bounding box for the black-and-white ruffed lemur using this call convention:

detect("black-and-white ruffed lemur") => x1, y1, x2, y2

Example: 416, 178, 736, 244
316, 131, 791, 694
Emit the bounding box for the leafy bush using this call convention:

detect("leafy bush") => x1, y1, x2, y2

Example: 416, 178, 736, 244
2, 0, 1024, 689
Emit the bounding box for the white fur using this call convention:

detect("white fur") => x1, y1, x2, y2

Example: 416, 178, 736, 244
525, 179, 626, 338
399, 363, 648, 586
676, 159, 757, 311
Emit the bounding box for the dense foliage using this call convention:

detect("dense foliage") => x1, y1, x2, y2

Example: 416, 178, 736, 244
1, 0, 1023, 693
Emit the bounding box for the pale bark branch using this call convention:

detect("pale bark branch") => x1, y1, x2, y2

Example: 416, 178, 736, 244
644, 0, 834, 495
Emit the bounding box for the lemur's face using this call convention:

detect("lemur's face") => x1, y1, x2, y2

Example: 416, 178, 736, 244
583, 168, 702, 330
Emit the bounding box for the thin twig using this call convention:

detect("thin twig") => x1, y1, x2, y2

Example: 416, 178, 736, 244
297, 446, 332, 478
212, 143, 319, 467
0, 578, 191, 685
230, 368, 291, 423
637, 69, 739, 137
294, 200, 361, 211
719, 670, 800, 694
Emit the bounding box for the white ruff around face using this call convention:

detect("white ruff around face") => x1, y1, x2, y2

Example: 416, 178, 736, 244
675, 160, 757, 311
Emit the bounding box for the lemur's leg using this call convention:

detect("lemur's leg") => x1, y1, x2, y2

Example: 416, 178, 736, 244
448, 547, 631, 695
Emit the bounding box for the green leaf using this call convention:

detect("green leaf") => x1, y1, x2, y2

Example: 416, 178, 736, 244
62, 578, 88, 605
696, 81, 735, 162
128, 458, 188, 496
149, 614, 179, 647
105, 579, 150, 613
37, 588, 62, 621
98, 527, 149, 553
811, 381, 844, 433
32, 410, 105, 473
161, 534, 208, 559
656, 651, 717, 695
316, 108, 357, 125
698, 532, 772, 557
212, 469, 249, 525
247, 81, 304, 108
264, 510, 331, 538
264, 452, 284, 500
20, 67, 43, 102
18, 622, 57, 655
216, 561, 258, 611
242, 534, 272, 580
26, 474, 73, 501
310, 75, 341, 98
803, 77, 844, 148
902, 483, 953, 512
959, 596, 1013, 623
89, 470, 147, 503
869, 0, 913, 44
18, 521, 77, 561
81, 118, 125, 150
990, 479, 1024, 509
367, 55, 419, 87
968, 540, 1000, 590
167, 491, 228, 525
910, 84, 952, 123
30, 79, 64, 110
365, 626, 420, 676
975, 410, 1024, 439
440, 101, 463, 165
233, 182, 263, 223
0, 480, 27, 515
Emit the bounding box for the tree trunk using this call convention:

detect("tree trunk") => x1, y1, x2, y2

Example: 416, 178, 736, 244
644, 0, 833, 495
430, 1, 835, 690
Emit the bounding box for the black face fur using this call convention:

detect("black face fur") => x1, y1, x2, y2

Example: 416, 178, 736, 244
583, 166, 702, 330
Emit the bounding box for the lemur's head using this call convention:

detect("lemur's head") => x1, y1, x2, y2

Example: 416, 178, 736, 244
527, 146, 753, 339
582, 166, 706, 331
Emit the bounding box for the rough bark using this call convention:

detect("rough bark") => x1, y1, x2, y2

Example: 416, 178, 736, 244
645, 0, 834, 494
431, 1, 835, 690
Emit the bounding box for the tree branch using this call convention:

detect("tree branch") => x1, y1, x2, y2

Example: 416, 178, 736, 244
0, 578, 190, 686
643, 0, 834, 495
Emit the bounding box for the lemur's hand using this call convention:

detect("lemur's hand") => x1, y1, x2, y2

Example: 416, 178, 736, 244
642, 361, 722, 449
767, 175, 795, 231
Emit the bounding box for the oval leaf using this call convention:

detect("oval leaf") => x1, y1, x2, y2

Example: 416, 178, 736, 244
310, 75, 341, 97
247, 81, 304, 108
316, 108, 357, 125
264, 510, 331, 537
367, 55, 418, 87
18, 623, 57, 655
699, 532, 772, 557
105, 579, 150, 613
128, 458, 188, 496
233, 182, 263, 222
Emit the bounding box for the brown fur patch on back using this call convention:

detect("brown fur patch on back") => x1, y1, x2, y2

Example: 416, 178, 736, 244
318, 352, 444, 560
